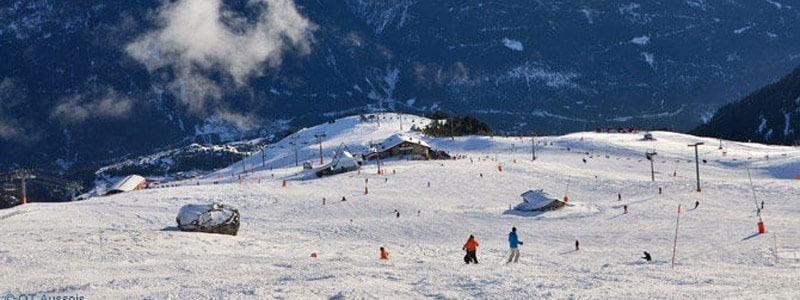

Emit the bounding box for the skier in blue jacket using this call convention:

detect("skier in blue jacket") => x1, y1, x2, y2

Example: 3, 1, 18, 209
507, 227, 524, 263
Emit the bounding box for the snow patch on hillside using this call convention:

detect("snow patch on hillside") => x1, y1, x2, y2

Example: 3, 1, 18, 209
618, 3, 651, 24
366, 67, 402, 110
506, 63, 578, 89
757, 115, 768, 134
700, 109, 715, 124
579, 8, 595, 24
630, 35, 650, 46
765, 0, 783, 9
686, 0, 710, 11
783, 111, 793, 136
734, 23, 754, 34
345, 0, 413, 36
641, 52, 656, 69
502, 38, 524, 51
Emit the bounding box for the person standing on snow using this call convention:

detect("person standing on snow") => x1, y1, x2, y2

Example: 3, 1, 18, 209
507, 227, 524, 263
463, 235, 480, 264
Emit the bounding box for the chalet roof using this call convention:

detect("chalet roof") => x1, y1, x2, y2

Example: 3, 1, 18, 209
378, 134, 431, 151
109, 175, 146, 193
519, 189, 560, 210
320, 150, 359, 170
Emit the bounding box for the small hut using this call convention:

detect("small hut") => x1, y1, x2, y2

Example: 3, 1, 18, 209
515, 189, 566, 211
105, 175, 147, 196
364, 134, 434, 160
315, 144, 361, 177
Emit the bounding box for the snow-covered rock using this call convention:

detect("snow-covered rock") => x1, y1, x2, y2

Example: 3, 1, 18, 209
0, 194, 20, 209
176, 203, 240, 236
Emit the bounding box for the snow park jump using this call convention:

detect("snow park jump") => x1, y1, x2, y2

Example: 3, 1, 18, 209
2, 113, 799, 298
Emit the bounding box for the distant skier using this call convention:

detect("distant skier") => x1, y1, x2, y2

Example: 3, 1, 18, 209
380, 247, 389, 260
323, 198, 326, 205
624, 205, 628, 214
694, 201, 699, 209
463, 235, 480, 264
659, 187, 662, 194
618, 193, 622, 201
427, 181, 431, 188
575, 240, 580, 251
417, 210, 421, 217
761, 200, 764, 210
341, 196, 347, 202
507, 227, 523, 263
642, 251, 652, 262
385, 178, 388, 183
479, 173, 483, 178
582, 158, 587, 164
395, 210, 400, 218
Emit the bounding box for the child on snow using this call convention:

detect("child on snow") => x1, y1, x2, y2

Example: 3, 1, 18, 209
463, 235, 479, 264
380, 247, 389, 260
642, 251, 652, 262
507, 227, 524, 263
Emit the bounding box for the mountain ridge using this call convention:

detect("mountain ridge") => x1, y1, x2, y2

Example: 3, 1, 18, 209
1, 0, 799, 171
692, 66, 800, 145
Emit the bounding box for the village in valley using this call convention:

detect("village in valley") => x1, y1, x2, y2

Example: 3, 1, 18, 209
2, 112, 799, 299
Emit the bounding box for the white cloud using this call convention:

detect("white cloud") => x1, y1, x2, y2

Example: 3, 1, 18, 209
125, 0, 316, 123
0, 121, 25, 141
50, 88, 134, 124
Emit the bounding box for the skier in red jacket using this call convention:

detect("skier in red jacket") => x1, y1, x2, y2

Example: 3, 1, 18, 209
463, 235, 480, 264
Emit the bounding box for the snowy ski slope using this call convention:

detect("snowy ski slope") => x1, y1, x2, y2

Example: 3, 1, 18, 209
1, 113, 799, 299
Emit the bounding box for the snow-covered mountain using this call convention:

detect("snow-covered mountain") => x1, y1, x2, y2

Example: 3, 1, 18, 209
2, 113, 798, 298
2, 0, 799, 173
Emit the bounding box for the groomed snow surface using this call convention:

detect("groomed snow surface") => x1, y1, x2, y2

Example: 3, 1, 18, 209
2, 114, 799, 299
